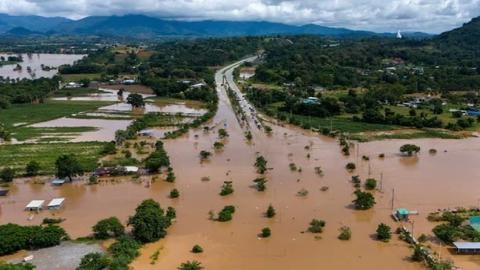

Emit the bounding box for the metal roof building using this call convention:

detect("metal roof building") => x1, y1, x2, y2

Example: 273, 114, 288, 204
453, 242, 480, 253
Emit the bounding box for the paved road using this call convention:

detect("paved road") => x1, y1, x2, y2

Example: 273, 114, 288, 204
215, 56, 262, 132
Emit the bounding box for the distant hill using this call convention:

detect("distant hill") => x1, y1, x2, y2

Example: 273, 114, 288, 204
436, 16, 480, 48
4, 27, 44, 37
0, 14, 432, 39
0, 13, 71, 33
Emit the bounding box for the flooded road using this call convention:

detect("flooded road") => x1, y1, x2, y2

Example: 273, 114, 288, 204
1, 58, 480, 269
0, 53, 85, 79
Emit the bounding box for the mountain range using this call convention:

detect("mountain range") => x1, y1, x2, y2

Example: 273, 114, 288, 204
0, 13, 431, 39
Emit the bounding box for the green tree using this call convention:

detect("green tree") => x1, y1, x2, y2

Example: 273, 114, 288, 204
338, 226, 352, 240
219, 181, 234, 196
55, 155, 84, 181
24, 161, 40, 177
352, 190, 376, 210
128, 199, 171, 243
92, 217, 125, 240
0, 167, 14, 182
365, 178, 377, 190
400, 144, 421, 156
170, 188, 180, 198
77, 252, 110, 270
253, 177, 267, 191
376, 223, 392, 242
199, 150, 211, 161
255, 156, 267, 174
126, 93, 145, 108
217, 205, 235, 222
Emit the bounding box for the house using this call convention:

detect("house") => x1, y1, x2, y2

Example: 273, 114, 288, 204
191, 82, 206, 89
51, 178, 66, 186
47, 198, 65, 210
122, 79, 136, 85
124, 166, 139, 174
25, 200, 45, 211
0, 189, 9, 196
303, 97, 320, 105
64, 82, 82, 89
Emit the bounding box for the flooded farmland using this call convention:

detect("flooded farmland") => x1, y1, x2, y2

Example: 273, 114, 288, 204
1, 60, 480, 269
0, 53, 85, 79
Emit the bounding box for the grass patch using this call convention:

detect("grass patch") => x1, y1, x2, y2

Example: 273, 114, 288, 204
0, 142, 107, 175
350, 129, 463, 141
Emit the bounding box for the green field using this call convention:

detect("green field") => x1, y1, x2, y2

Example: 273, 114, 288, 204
61, 73, 102, 81
0, 100, 113, 127
0, 142, 107, 175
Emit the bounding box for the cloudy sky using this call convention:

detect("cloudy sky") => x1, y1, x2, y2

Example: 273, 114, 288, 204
0, 0, 479, 33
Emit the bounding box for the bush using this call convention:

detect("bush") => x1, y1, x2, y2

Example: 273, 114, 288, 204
217, 205, 235, 222
261, 227, 271, 238
170, 188, 180, 198
308, 219, 326, 233
128, 199, 171, 243
266, 204, 276, 218
92, 217, 125, 239
253, 177, 267, 191
365, 178, 377, 190
338, 226, 352, 240
219, 181, 234, 196
25, 161, 40, 177
178, 260, 203, 270
108, 236, 141, 267
353, 190, 376, 210
191, 244, 203, 253
0, 167, 14, 182
376, 223, 392, 242
345, 162, 356, 171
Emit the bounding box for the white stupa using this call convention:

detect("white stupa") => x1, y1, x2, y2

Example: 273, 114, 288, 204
396, 30, 403, 39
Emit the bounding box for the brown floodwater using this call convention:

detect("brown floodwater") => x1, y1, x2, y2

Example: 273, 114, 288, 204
1, 59, 480, 269
0, 53, 85, 80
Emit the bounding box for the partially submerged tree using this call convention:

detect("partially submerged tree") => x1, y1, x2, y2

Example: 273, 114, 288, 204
128, 199, 171, 243
55, 155, 84, 181
253, 177, 267, 191
0, 167, 14, 183
352, 190, 375, 210
261, 227, 271, 238
400, 144, 421, 156
266, 204, 276, 218
126, 93, 145, 108
92, 217, 125, 239
219, 181, 234, 196
25, 161, 40, 177
308, 219, 326, 233
178, 260, 203, 270
254, 155, 268, 174
376, 223, 392, 242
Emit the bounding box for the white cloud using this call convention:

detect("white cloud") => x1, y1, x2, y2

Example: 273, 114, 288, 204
0, 0, 479, 33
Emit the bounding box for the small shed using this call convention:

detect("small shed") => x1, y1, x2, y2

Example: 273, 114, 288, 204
47, 198, 65, 210
453, 242, 480, 253
124, 166, 139, 173
26, 200, 45, 211
51, 178, 66, 186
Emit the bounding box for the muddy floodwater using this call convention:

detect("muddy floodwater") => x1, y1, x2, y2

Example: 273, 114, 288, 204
1, 59, 480, 269
0, 53, 85, 79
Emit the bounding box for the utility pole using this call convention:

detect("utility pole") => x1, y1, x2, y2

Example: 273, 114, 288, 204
391, 188, 395, 210
379, 172, 383, 192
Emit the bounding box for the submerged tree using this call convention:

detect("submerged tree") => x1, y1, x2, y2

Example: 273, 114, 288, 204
400, 144, 421, 156
178, 260, 203, 270
376, 223, 392, 242
128, 199, 171, 243
126, 93, 145, 108
352, 190, 375, 210
266, 204, 276, 218
55, 155, 84, 181
255, 155, 268, 174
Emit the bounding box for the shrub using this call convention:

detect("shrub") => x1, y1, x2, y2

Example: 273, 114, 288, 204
254, 156, 268, 174
217, 205, 235, 222
25, 161, 40, 177
218, 129, 229, 138
0, 167, 14, 182
219, 181, 234, 196
178, 260, 203, 270
365, 178, 377, 190
253, 177, 267, 191
108, 236, 141, 266
199, 150, 212, 161
266, 205, 276, 218
338, 226, 352, 240
170, 188, 180, 198
92, 217, 125, 239
191, 244, 203, 253
376, 223, 392, 242
261, 227, 271, 238
345, 162, 356, 171
308, 219, 326, 233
